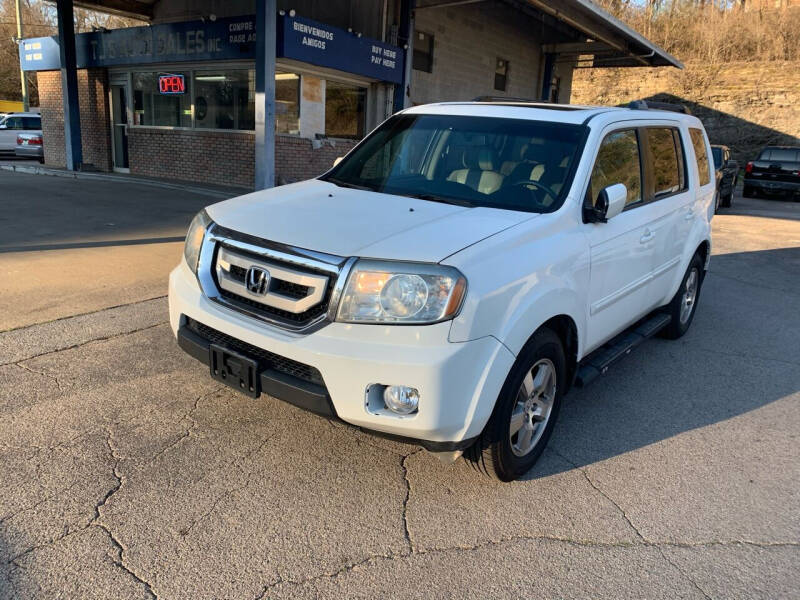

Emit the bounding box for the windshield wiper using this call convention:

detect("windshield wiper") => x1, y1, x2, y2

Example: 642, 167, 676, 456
324, 177, 376, 192
402, 193, 475, 208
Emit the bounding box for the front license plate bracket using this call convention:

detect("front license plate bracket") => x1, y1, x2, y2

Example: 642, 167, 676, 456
209, 343, 260, 398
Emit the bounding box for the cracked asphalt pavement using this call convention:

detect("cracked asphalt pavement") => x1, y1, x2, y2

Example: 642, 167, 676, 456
1, 187, 798, 599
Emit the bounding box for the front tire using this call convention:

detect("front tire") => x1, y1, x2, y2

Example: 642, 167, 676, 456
660, 253, 704, 339
466, 328, 565, 482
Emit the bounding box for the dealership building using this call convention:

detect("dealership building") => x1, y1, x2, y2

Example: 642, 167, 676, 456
20, 0, 680, 189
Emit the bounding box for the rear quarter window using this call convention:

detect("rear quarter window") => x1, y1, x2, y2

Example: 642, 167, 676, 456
689, 128, 711, 186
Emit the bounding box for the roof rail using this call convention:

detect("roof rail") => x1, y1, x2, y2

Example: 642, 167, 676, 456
471, 96, 541, 103
627, 99, 692, 115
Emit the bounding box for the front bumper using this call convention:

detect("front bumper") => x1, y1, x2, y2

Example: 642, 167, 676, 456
169, 260, 515, 450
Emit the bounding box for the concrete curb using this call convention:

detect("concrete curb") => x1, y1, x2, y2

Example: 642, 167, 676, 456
0, 163, 241, 199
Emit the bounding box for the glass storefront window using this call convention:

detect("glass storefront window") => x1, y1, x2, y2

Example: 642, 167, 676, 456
276, 72, 300, 135
325, 80, 366, 139
128, 67, 368, 140
193, 70, 255, 130
132, 72, 191, 127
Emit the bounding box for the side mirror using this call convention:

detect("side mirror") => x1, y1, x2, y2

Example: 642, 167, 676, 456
332, 156, 344, 167
584, 183, 627, 223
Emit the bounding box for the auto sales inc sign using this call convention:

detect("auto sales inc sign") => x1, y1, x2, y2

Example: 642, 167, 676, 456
20, 14, 404, 84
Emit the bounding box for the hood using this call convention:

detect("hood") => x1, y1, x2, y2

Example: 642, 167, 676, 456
206, 179, 535, 262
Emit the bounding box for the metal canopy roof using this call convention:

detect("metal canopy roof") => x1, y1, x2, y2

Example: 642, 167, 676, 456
60, 0, 682, 69
523, 0, 682, 68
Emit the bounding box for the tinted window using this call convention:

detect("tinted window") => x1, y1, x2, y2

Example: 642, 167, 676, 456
324, 114, 585, 213
689, 128, 711, 186
589, 129, 642, 207
761, 148, 800, 162
413, 31, 434, 73
494, 58, 509, 92
23, 117, 41, 130
647, 128, 684, 197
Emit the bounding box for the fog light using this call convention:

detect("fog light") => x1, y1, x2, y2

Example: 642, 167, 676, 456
383, 385, 419, 415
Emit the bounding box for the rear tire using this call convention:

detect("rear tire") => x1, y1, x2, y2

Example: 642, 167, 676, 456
660, 253, 704, 340
466, 328, 565, 482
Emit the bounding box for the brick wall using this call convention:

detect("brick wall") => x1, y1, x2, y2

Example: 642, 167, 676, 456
128, 129, 355, 188
571, 62, 800, 163
37, 68, 355, 187
275, 136, 356, 184
128, 128, 254, 187
36, 69, 111, 171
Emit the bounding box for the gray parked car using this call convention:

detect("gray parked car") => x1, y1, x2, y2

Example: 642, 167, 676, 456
0, 112, 42, 155
15, 131, 44, 162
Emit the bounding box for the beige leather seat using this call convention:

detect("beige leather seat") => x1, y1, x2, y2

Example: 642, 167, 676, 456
447, 148, 504, 194
500, 143, 528, 177
509, 144, 549, 183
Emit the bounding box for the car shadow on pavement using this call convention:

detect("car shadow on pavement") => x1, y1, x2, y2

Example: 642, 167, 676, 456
0, 236, 186, 254
526, 246, 800, 480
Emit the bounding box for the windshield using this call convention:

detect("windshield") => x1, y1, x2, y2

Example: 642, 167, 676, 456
321, 114, 586, 213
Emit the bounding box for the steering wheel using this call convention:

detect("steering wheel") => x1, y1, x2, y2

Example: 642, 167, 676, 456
507, 180, 556, 206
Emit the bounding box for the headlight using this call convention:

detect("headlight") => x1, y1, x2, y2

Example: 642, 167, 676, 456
184, 210, 212, 274
337, 260, 467, 324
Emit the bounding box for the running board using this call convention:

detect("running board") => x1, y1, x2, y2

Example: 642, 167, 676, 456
574, 313, 671, 388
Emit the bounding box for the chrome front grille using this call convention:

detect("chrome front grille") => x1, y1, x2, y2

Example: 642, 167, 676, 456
216, 246, 330, 315
196, 225, 354, 333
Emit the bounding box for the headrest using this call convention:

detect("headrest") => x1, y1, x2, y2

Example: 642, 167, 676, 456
523, 143, 549, 164
462, 147, 498, 171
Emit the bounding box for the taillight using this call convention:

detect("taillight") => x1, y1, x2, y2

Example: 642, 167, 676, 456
29, 137, 42, 145
745, 161, 753, 174
16, 136, 23, 145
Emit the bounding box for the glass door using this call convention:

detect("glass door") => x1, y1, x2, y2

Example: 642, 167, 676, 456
110, 83, 130, 172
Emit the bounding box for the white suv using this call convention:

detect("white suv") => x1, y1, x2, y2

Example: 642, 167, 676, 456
169, 101, 713, 481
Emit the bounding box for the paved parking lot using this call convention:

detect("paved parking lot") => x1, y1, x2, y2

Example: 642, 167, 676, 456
1, 172, 798, 599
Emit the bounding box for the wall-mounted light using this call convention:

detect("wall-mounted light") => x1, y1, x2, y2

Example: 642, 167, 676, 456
289, 9, 296, 17
208, 13, 216, 22
279, 9, 286, 16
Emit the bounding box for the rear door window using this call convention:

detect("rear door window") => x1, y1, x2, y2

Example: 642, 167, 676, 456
646, 127, 685, 198
589, 129, 642, 207
689, 128, 711, 186
4, 117, 23, 130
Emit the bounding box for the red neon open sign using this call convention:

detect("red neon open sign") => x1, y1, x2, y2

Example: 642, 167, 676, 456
158, 74, 185, 95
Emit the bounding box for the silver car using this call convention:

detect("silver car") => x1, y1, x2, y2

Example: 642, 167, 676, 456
15, 131, 44, 162
0, 112, 42, 156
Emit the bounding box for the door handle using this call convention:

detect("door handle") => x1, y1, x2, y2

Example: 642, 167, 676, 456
640, 229, 655, 244
684, 210, 693, 221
